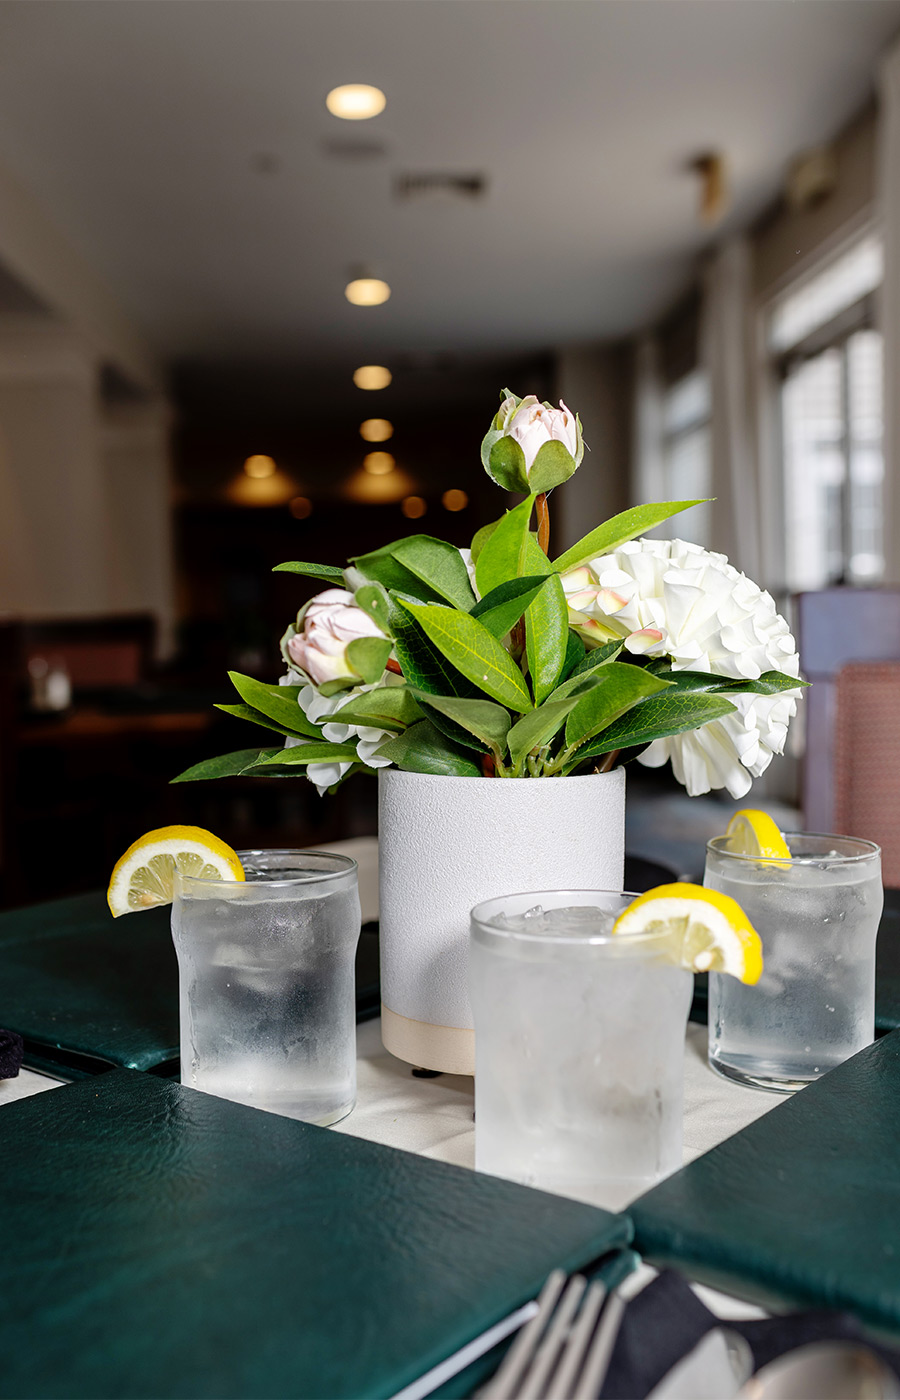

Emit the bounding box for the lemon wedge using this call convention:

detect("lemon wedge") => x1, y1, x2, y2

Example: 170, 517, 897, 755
107, 825, 245, 916
725, 808, 791, 864
612, 883, 763, 984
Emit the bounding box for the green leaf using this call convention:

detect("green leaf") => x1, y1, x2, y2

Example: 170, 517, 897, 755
487, 436, 531, 494
565, 692, 739, 769
412, 692, 511, 756
228, 672, 321, 737
345, 636, 393, 684
354, 581, 394, 634
526, 439, 578, 495
565, 664, 672, 750
525, 573, 569, 705
470, 516, 501, 564
470, 574, 551, 639
352, 535, 476, 611
324, 685, 424, 731
399, 601, 533, 712
570, 640, 625, 677
507, 698, 580, 769
644, 667, 806, 696
171, 748, 283, 782
559, 630, 586, 684
215, 703, 303, 739
248, 740, 360, 769
389, 599, 482, 699
550, 500, 708, 574
376, 720, 482, 777
475, 496, 544, 598
272, 560, 344, 582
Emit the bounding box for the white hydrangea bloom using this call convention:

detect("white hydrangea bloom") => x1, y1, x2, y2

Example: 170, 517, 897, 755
574, 538, 802, 798
279, 673, 393, 795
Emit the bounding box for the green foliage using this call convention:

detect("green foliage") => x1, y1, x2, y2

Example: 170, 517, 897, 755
226, 672, 321, 737
470, 575, 550, 639
474, 496, 543, 597
272, 561, 345, 582
551, 501, 707, 574
352, 535, 476, 611
177, 393, 803, 792
399, 601, 533, 712
376, 720, 483, 776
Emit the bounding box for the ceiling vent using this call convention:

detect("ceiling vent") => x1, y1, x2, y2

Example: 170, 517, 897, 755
394, 172, 488, 204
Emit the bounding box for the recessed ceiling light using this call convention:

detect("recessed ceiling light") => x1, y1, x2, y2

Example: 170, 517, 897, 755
402, 495, 427, 519
364, 451, 395, 476
326, 85, 386, 121
244, 454, 276, 479
345, 278, 391, 306
360, 418, 393, 442
353, 365, 392, 390
442, 489, 469, 512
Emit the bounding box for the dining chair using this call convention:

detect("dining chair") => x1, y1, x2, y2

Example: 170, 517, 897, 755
796, 587, 900, 885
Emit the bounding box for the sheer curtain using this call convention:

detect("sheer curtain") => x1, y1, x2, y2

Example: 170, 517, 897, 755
879, 37, 900, 585
700, 237, 762, 582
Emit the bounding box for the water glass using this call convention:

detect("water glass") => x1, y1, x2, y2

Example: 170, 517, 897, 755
704, 833, 882, 1093
470, 890, 693, 1211
172, 849, 361, 1125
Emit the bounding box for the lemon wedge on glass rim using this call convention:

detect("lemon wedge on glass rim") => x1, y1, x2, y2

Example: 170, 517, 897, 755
107, 825, 245, 916
724, 808, 791, 864
612, 883, 763, 984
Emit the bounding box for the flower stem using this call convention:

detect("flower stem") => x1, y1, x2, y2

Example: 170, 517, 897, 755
536, 493, 550, 555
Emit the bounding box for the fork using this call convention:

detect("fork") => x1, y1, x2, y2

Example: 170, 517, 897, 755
480, 1269, 627, 1400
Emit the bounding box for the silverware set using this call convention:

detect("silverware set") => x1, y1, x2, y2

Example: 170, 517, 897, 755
478, 1270, 900, 1400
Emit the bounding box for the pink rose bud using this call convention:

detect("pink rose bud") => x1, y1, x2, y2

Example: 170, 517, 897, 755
287, 588, 387, 686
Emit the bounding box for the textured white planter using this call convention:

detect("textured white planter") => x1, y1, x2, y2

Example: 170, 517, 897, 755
378, 767, 626, 1075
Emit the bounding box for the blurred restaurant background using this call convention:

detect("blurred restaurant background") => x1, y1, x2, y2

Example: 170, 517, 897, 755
1, 0, 899, 906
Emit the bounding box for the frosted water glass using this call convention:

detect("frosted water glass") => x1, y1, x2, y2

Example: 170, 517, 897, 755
172, 849, 361, 1125
705, 834, 882, 1093
470, 890, 693, 1212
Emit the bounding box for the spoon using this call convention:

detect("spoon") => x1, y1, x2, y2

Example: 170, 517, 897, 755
737, 1340, 900, 1400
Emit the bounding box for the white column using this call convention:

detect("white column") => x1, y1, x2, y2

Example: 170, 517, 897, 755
0, 318, 111, 616
101, 399, 177, 657
701, 237, 762, 581
879, 41, 900, 584
553, 345, 631, 555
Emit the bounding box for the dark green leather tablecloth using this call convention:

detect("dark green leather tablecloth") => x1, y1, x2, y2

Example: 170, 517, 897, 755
0, 891, 380, 1077
630, 1028, 900, 1339
0, 1069, 631, 1400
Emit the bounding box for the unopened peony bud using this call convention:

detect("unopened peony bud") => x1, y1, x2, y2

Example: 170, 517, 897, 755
286, 588, 387, 686
481, 388, 585, 494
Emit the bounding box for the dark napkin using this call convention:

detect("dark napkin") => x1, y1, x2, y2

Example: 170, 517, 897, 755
0, 1028, 23, 1077
598, 1270, 900, 1400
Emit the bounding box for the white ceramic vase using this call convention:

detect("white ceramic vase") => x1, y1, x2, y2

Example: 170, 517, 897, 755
377, 766, 626, 1075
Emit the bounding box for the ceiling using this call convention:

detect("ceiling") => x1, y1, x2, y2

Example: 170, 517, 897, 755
0, 0, 897, 398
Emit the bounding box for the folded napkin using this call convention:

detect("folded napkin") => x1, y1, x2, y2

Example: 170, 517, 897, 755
0, 1028, 23, 1078
598, 1270, 900, 1400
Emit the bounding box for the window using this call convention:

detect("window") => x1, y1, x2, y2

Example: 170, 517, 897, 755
660, 368, 712, 546
769, 233, 884, 591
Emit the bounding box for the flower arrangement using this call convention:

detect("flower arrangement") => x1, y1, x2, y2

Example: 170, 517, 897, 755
175, 390, 804, 799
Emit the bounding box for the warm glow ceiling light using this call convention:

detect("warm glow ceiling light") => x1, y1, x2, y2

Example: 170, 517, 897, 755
364, 451, 395, 476
326, 84, 386, 121
353, 365, 392, 390
402, 495, 427, 519
289, 496, 313, 519
442, 488, 468, 512
360, 418, 393, 442
345, 278, 391, 306
244, 454, 276, 479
